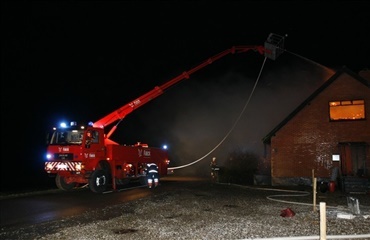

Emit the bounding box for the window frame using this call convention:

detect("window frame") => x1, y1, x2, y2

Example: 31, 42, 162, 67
329, 99, 365, 121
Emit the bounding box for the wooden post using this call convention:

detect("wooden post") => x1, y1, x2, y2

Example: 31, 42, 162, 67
313, 178, 317, 211
320, 202, 327, 240
312, 169, 317, 211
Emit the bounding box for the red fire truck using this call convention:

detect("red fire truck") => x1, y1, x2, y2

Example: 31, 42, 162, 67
44, 33, 285, 193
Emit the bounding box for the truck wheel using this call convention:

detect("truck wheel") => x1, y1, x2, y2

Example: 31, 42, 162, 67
55, 174, 76, 191
89, 169, 108, 193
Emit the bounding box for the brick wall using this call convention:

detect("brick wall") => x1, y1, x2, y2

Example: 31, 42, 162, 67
270, 72, 370, 186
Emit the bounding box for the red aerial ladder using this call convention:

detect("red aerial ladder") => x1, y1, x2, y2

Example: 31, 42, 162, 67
44, 33, 285, 193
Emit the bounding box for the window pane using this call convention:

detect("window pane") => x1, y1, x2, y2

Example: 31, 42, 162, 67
353, 100, 364, 105
329, 100, 365, 120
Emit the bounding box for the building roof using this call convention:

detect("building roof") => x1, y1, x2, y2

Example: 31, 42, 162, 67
262, 66, 370, 144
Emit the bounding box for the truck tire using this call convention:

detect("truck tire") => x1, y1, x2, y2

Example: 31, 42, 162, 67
89, 169, 108, 193
55, 174, 76, 191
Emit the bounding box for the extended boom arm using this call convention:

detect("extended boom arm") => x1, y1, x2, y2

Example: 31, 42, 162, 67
94, 33, 285, 140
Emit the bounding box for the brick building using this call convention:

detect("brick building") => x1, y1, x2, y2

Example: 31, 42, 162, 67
262, 67, 370, 193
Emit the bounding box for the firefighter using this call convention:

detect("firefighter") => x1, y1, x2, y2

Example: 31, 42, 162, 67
146, 163, 159, 188
210, 157, 218, 182
85, 130, 93, 147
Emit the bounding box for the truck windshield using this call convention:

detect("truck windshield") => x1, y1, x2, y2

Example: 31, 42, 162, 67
49, 129, 84, 145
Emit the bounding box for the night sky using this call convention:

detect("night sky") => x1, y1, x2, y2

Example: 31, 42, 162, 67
2, 1, 369, 191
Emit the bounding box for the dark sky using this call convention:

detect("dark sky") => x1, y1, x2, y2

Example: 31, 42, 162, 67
1, 1, 370, 189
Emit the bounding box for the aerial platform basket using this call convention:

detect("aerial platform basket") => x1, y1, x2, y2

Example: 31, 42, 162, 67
264, 33, 286, 60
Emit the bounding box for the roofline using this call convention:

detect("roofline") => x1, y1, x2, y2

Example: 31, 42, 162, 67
262, 66, 370, 144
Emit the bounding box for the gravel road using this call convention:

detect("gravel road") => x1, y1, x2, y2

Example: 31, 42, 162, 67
1, 177, 370, 240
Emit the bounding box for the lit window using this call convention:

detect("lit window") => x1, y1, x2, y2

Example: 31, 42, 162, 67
329, 100, 365, 121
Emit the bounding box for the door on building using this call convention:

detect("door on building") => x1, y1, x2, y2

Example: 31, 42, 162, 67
339, 142, 368, 177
